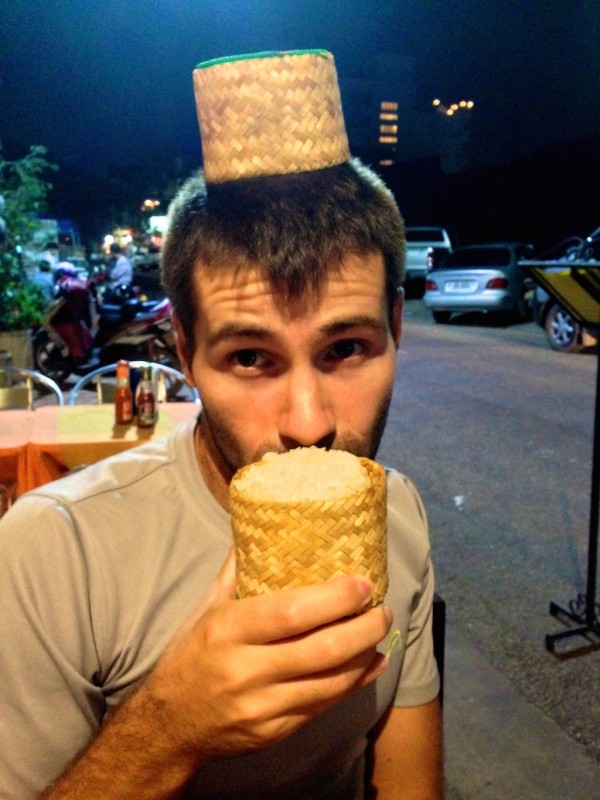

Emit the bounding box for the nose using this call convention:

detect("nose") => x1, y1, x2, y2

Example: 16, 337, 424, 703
278, 367, 336, 450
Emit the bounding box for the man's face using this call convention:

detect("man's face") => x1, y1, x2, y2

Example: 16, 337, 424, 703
176, 251, 402, 483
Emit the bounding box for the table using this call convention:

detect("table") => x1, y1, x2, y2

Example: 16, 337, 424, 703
22, 403, 200, 493
0, 409, 34, 507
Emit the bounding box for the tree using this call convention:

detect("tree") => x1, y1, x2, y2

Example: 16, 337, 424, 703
0, 146, 57, 331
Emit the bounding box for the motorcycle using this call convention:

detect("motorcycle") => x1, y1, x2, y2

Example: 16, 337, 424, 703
32, 268, 181, 385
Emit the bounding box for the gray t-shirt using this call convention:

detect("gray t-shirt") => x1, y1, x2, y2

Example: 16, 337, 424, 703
0, 418, 439, 799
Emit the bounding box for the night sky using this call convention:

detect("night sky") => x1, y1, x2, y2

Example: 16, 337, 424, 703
1, 1, 599, 238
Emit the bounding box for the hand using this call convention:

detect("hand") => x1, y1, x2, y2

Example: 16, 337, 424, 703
144, 550, 393, 762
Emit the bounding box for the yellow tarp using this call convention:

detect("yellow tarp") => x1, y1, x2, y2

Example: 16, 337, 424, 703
527, 266, 600, 325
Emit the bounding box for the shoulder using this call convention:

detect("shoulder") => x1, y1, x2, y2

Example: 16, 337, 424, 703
385, 468, 431, 571
386, 468, 428, 530
0, 417, 201, 540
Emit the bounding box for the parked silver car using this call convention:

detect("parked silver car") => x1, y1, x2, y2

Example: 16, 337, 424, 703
423, 242, 533, 324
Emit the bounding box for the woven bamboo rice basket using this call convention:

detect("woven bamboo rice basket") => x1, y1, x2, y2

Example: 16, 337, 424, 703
193, 50, 350, 183
230, 456, 388, 606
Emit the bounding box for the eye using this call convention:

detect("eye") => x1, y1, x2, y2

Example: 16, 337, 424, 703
233, 349, 264, 368
330, 339, 363, 360
321, 339, 367, 366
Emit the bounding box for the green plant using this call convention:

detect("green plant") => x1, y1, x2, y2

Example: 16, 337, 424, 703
0, 146, 58, 331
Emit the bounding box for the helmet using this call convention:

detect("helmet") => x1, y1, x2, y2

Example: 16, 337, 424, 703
55, 261, 77, 280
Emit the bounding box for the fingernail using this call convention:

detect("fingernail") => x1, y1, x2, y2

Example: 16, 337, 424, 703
357, 579, 374, 603
383, 604, 393, 625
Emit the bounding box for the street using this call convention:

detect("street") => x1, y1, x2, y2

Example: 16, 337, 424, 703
378, 300, 599, 765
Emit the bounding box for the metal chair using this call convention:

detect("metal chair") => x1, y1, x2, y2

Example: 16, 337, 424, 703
68, 361, 200, 405
0, 366, 65, 409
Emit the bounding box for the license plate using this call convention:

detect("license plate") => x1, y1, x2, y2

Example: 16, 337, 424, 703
444, 280, 477, 293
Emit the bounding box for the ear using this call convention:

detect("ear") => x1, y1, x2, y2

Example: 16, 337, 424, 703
391, 287, 404, 348
172, 313, 196, 387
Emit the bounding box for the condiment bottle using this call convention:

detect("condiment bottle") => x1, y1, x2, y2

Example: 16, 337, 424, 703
115, 359, 133, 424
136, 365, 157, 428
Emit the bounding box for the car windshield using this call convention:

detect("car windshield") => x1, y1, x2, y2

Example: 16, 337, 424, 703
442, 247, 511, 268
406, 228, 446, 243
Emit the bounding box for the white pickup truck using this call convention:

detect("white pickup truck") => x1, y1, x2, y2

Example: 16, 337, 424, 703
404, 226, 452, 289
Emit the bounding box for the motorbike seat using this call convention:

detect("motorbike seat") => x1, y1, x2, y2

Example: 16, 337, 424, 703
97, 303, 124, 323
99, 299, 160, 319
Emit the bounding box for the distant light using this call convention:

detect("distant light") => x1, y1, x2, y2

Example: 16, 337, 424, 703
149, 215, 168, 234
141, 198, 161, 212
379, 159, 394, 166
380, 124, 398, 134
379, 136, 398, 144
380, 101, 398, 111
104, 234, 114, 246
433, 97, 475, 116
380, 112, 398, 121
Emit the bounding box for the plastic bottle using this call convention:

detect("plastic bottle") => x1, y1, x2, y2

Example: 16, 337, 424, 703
136, 365, 157, 428
114, 359, 133, 424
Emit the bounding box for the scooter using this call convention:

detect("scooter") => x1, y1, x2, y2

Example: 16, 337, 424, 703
32, 269, 180, 384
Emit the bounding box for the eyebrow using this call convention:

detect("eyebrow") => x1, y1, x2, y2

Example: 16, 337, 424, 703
206, 315, 388, 348
320, 314, 389, 337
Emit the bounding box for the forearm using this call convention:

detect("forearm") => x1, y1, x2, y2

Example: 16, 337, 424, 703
370, 701, 443, 799
40, 575, 390, 800
40, 687, 200, 800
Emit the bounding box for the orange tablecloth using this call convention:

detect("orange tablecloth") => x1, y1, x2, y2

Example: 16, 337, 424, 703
23, 403, 200, 493
0, 409, 34, 494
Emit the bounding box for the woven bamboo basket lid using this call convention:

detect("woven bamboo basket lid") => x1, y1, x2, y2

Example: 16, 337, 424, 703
230, 455, 388, 606
193, 50, 351, 183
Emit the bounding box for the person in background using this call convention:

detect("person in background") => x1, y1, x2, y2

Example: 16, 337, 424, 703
30, 258, 55, 303
0, 51, 442, 799
38, 241, 60, 271
107, 242, 133, 290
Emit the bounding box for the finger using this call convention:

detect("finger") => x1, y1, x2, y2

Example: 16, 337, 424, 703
231, 576, 375, 645
264, 604, 393, 680
251, 648, 389, 732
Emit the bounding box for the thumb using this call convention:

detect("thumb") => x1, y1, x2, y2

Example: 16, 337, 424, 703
210, 547, 237, 605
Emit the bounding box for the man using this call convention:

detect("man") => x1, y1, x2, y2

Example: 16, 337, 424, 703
0, 51, 441, 798
38, 241, 60, 271
107, 242, 133, 290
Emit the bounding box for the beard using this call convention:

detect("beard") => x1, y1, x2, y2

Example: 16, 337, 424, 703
199, 388, 393, 483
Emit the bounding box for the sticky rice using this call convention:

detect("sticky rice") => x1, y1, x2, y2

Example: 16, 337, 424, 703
233, 446, 370, 502
229, 447, 388, 604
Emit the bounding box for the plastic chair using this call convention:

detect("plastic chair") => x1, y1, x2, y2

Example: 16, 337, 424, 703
68, 361, 200, 405
0, 366, 65, 409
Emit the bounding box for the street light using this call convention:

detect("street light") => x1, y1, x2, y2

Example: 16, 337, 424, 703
140, 198, 160, 212
432, 98, 475, 116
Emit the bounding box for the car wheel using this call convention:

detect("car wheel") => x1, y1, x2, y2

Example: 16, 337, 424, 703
544, 304, 584, 353
432, 311, 452, 324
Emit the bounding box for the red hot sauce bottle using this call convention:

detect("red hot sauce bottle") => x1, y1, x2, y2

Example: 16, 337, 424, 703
115, 359, 133, 424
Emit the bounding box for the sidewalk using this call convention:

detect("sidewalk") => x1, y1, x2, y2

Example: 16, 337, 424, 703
442, 623, 599, 800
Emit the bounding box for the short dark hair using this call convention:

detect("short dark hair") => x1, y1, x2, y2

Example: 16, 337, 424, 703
161, 158, 405, 355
